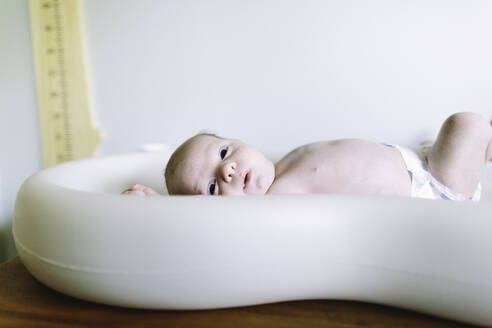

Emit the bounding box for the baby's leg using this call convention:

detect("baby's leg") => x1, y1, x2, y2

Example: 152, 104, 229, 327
427, 112, 492, 198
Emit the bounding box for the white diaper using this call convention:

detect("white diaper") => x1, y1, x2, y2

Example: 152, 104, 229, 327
385, 144, 481, 201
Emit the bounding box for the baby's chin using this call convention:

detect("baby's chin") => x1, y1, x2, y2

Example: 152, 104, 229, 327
255, 170, 275, 195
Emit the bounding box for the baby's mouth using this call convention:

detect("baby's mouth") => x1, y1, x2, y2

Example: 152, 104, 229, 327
243, 170, 251, 190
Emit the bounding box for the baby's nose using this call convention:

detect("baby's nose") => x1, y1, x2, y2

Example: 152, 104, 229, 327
219, 161, 237, 183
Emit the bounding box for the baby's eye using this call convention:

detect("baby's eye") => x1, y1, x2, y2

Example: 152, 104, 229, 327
208, 180, 217, 195
220, 147, 228, 160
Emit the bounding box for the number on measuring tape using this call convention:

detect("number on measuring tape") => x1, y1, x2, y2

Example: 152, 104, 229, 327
29, 0, 102, 167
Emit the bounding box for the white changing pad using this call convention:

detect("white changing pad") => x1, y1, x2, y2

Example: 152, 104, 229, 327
12, 152, 492, 327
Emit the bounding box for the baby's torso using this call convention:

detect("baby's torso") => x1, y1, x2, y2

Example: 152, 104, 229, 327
267, 139, 411, 196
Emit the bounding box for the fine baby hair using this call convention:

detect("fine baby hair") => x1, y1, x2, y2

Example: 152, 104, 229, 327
164, 132, 223, 195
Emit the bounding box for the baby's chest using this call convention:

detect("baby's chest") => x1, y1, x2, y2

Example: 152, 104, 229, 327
273, 148, 408, 194
280, 160, 348, 193
272, 156, 345, 193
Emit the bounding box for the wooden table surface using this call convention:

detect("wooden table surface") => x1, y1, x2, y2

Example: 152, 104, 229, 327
0, 257, 474, 328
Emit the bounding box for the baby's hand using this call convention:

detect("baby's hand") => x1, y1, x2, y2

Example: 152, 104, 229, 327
121, 184, 159, 196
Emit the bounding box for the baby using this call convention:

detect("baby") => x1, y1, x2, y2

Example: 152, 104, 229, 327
123, 112, 491, 201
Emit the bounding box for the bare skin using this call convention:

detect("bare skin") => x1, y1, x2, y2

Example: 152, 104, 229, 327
428, 112, 492, 198
122, 184, 159, 196
268, 139, 411, 196
124, 112, 491, 199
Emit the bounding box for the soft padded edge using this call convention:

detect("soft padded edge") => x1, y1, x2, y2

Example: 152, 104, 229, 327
13, 153, 492, 326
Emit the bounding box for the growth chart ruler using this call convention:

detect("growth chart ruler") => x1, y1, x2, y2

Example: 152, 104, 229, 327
29, 0, 102, 168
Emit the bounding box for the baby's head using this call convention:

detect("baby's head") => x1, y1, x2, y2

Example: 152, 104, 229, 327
165, 133, 275, 195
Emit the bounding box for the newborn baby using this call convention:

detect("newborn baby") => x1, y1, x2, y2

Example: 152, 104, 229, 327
123, 112, 491, 201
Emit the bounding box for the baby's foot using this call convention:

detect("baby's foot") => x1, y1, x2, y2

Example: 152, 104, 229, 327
122, 184, 159, 196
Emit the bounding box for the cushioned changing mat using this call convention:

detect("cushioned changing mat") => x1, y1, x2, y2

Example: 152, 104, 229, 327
13, 152, 492, 327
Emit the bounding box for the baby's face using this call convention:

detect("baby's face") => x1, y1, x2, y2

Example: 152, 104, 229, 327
172, 135, 275, 195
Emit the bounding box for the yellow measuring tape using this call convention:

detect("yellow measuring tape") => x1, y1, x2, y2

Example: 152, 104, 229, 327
29, 0, 102, 168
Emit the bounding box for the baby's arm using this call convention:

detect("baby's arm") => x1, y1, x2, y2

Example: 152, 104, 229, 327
122, 184, 159, 196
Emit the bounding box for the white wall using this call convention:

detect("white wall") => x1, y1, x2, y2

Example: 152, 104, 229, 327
84, 0, 492, 158
0, 0, 41, 262
1, 0, 491, 262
